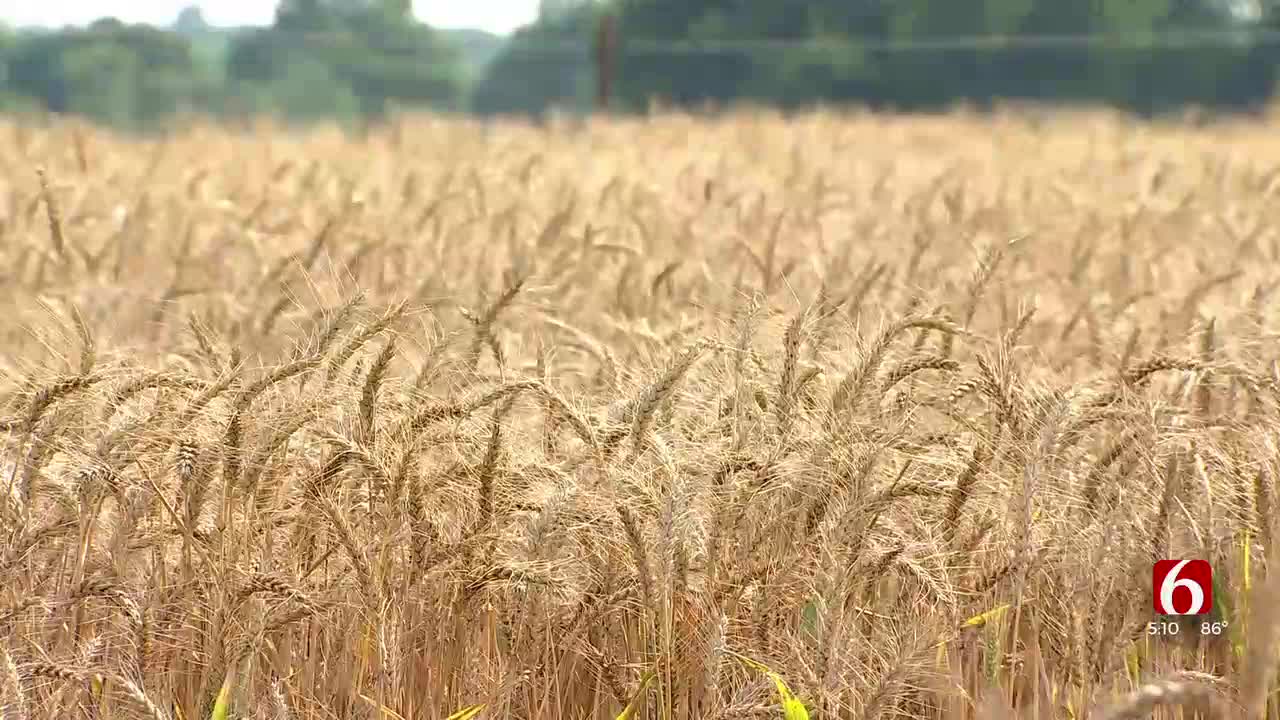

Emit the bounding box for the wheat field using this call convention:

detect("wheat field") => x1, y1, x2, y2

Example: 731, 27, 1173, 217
1, 105, 1280, 720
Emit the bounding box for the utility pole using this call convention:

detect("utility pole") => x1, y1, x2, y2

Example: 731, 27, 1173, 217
594, 13, 617, 112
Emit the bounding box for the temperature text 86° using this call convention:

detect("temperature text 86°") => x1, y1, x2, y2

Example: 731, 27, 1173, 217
1146, 620, 1229, 636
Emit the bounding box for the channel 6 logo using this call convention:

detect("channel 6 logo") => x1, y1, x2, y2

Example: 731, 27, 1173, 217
1152, 559, 1213, 615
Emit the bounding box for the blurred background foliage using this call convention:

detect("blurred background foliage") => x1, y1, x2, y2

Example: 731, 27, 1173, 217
1, 0, 1278, 130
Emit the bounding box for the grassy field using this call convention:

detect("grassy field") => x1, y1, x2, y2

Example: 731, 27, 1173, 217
1, 106, 1279, 720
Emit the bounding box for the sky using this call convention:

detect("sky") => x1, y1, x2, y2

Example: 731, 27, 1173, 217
0, 0, 541, 35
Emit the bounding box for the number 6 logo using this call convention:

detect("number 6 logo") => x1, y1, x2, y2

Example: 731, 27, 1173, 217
1152, 559, 1213, 615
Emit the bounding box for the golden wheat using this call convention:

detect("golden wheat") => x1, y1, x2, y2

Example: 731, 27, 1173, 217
1, 105, 1279, 720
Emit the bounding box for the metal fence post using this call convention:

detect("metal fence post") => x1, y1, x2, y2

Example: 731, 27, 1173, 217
595, 14, 617, 112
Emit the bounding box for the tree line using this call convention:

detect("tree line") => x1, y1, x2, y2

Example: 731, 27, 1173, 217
2, 0, 1278, 131
0, 0, 468, 130
478, 0, 1280, 117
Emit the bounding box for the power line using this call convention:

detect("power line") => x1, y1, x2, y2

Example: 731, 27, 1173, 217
219, 24, 1280, 51
487, 28, 1280, 56
245, 27, 1280, 62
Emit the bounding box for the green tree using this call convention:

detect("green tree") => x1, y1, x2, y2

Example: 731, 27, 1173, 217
4, 19, 202, 129
3, 0, 1272, 127
173, 6, 211, 34
226, 0, 464, 122
471, 3, 603, 116
0, 25, 44, 114
246, 53, 361, 123
1238, 0, 1280, 108
60, 40, 141, 127
597, 0, 1272, 115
